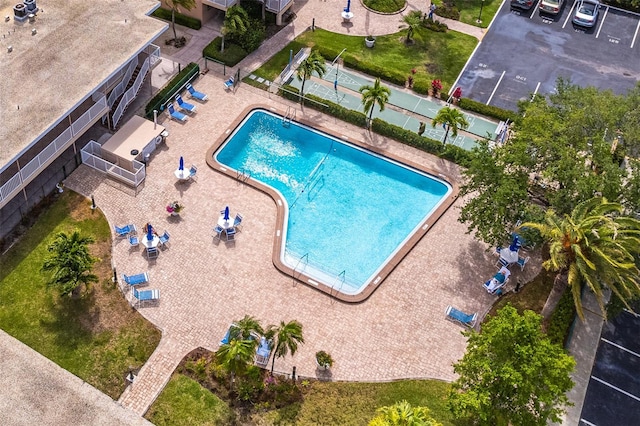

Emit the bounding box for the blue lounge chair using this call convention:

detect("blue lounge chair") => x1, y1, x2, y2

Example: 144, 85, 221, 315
123, 272, 149, 286
220, 324, 240, 345
167, 103, 188, 122
115, 224, 134, 238
132, 287, 160, 307
224, 76, 234, 90
186, 83, 208, 101
254, 336, 272, 367
445, 305, 477, 327
175, 94, 196, 113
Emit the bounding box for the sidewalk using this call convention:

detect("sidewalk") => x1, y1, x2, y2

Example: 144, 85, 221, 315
558, 291, 607, 425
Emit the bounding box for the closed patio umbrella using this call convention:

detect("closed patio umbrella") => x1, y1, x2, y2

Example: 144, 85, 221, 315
345, 0, 351, 12
147, 223, 153, 241
179, 156, 184, 171
509, 234, 521, 252
223, 206, 230, 221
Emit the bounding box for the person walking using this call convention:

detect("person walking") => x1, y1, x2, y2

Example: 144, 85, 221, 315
428, 3, 436, 20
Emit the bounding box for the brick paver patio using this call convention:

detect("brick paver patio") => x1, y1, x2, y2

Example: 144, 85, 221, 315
65, 76, 539, 415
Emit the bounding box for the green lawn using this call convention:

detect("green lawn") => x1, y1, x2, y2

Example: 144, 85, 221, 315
363, 0, 406, 13
250, 27, 477, 94
434, 0, 503, 29
147, 373, 470, 426
0, 191, 161, 399
146, 374, 235, 425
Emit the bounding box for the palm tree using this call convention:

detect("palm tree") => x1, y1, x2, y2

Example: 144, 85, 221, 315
41, 230, 99, 296
520, 197, 640, 320
359, 78, 391, 128
215, 338, 256, 390
369, 400, 442, 426
399, 11, 423, 44
265, 320, 304, 375
233, 315, 264, 341
431, 107, 469, 145
221, 5, 249, 53
296, 50, 326, 102
166, 0, 196, 46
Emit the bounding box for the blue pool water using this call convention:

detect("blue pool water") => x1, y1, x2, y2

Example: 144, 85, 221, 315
215, 110, 452, 295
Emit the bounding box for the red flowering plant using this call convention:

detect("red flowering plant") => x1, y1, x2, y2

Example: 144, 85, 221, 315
431, 79, 442, 97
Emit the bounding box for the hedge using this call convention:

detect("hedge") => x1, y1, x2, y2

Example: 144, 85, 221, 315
145, 63, 199, 118
203, 38, 249, 67
458, 98, 521, 123
151, 8, 202, 30
547, 289, 577, 347
280, 85, 473, 166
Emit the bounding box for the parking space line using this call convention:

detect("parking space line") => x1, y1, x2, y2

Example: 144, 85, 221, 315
486, 71, 505, 105
530, 0, 542, 19
580, 419, 597, 426
591, 376, 640, 402
602, 338, 640, 358
531, 82, 541, 101
595, 6, 609, 38
563, 1, 577, 28
632, 19, 640, 48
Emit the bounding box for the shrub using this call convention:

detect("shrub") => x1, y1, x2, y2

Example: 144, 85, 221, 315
422, 18, 448, 32
233, 18, 266, 52
145, 62, 199, 118
202, 37, 249, 67
458, 97, 521, 123
315, 351, 334, 368
151, 7, 202, 30
435, 2, 460, 20
547, 289, 577, 347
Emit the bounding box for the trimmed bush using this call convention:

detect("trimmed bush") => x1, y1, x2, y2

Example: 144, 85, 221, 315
422, 18, 448, 32
145, 63, 199, 118
458, 97, 521, 123
547, 289, 577, 347
202, 38, 249, 67
233, 18, 266, 53
435, 3, 460, 20
151, 8, 202, 30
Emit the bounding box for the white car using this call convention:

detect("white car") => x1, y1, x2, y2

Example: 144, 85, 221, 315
573, 0, 600, 27
539, 0, 564, 14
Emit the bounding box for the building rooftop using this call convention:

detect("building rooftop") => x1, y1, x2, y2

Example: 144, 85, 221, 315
0, 0, 167, 168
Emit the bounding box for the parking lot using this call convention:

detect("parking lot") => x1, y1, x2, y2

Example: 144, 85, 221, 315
456, 0, 640, 111
580, 306, 640, 426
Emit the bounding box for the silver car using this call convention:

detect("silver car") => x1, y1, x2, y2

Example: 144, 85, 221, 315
573, 0, 600, 27
539, 0, 564, 14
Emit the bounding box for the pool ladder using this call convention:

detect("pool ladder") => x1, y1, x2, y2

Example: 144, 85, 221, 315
292, 253, 309, 286
330, 270, 346, 300
283, 107, 296, 127
236, 168, 251, 182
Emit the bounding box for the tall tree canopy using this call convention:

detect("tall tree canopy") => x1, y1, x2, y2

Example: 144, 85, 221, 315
449, 305, 575, 426
359, 78, 391, 127
41, 230, 98, 296
521, 197, 640, 320
296, 50, 326, 100
460, 80, 640, 247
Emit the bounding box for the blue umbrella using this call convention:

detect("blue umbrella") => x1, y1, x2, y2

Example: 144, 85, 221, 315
509, 234, 521, 252
344, 0, 351, 12
179, 156, 184, 171
147, 223, 153, 241
224, 206, 230, 221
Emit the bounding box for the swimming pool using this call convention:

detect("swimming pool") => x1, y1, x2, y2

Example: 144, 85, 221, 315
212, 108, 454, 300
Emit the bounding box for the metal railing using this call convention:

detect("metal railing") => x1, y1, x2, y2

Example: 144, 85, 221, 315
144, 44, 161, 68
278, 48, 308, 83
112, 57, 150, 129
0, 96, 109, 206
263, 0, 293, 12
107, 58, 138, 108
202, 0, 238, 8
80, 141, 146, 187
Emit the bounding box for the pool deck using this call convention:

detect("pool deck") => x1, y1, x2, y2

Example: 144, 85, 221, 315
64, 76, 540, 415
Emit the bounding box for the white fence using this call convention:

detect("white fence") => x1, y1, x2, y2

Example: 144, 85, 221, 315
0, 96, 109, 206
80, 141, 146, 187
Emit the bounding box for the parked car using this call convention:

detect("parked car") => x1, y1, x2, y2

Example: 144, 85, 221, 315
539, 0, 564, 14
573, 0, 600, 27
511, 0, 536, 11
